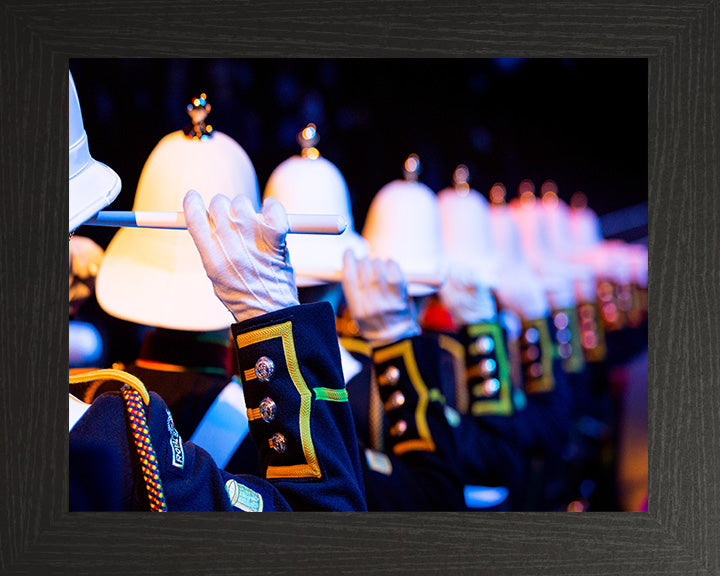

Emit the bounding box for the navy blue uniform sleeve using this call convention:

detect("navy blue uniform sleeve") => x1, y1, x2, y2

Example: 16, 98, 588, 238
69, 391, 291, 511
230, 302, 366, 512
370, 336, 467, 507
358, 440, 466, 511
340, 338, 465, 510
514, 317, 572, 458
508, 316, 574, 509
424, 329, 524, 491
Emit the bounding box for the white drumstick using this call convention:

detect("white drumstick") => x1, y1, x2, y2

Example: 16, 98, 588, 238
296, 269, 443, 288
85, 211, 347, 235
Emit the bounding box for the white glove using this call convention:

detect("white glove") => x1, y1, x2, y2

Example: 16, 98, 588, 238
439, 265, 497, 326
341, 250, 421, 348
494, 265, 550, 321
183, 190, 299, 322
538, 264, 577, 310
498, 309, 522, 342
69, 235, 104, 316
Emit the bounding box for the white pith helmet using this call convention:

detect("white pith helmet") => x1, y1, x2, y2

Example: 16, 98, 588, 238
488, 183, 550, 319
537, 180, 573, 257
69, 71, 122, 232
533, 180, 598, 304
508, 180, 548, 268
510, 180, 579, 309
263, 124, 368, 287
584, 240, 635, 285
626, 243, 648, 287
96, 93, 261, 331
567, 191, 603, 252
437, 165, 500, 288
488, 184, 527, 267
361, 154, 445, 296
566, 192, 634, 285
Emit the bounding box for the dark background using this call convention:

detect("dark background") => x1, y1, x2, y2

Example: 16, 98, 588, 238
70, 58, 648, 250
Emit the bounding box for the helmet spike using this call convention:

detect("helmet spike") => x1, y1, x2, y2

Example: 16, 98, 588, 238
184, 93, 213, 140
298, 123, 320, 159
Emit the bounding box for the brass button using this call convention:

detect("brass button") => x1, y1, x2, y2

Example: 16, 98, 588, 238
474, 378, 500, 397
528, 362, 543, 378
389, 420, 407, 437
479, 358, 496, 376
582, 331, 598, 349
258, 397, 277, 422
270, 432, 287, 454
556, 328, 571, 344
254, 356, 275, 382
525, 345, 540, 361
483, 378, 500, 396
579, 304, 595, 321
384, 391, 405, 411
558, 343, 572, 359
553, 312, 569, 330
475, 335, 495, 354
378, 365, 400, 386
524, 327, 539, 344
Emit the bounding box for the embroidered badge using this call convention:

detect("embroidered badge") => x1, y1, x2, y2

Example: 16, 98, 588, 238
165, 409, 185, 469
364, 448, 393, 476
444, 405, 461, 428
225, 479, 264, 512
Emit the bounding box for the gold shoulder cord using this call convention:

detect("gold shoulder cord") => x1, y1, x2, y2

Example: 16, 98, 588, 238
69, 368, 167, 512
69, 368, 150, 405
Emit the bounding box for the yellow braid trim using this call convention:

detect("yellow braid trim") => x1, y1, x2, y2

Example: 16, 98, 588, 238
69, 369, 150, 405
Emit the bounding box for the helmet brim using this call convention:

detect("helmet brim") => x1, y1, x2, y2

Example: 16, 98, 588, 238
96, 226, 235, 331
291, 228, 369, 287
69, 159, 121, 233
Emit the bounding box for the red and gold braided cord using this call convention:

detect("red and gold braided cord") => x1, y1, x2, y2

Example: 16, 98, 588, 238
121, 385, 168, 512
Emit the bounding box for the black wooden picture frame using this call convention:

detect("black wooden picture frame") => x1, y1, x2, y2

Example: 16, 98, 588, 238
1, 1, 717, 574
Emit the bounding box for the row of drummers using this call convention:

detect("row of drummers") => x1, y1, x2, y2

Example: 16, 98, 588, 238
94, 118, 648, 342
71, 91, 648, 512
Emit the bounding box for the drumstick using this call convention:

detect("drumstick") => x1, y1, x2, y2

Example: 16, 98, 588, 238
85, 211, 347, 235
296, 269, 443, 288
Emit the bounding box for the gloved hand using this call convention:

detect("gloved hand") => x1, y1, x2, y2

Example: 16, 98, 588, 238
494, 265, 550, 321
341, 250, 421, 348
183, 190, 299, 322
439, 265, 497, 326
532, 256, 579, 310
69, 235, 104, 316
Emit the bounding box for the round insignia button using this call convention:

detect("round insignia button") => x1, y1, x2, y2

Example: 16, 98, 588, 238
270, 432, 287, 454
379, 365, 400, 386
254, 356, 274, 382
259, 397, 277, 422
385, 390, 405, 411
389, 419, 407, 437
